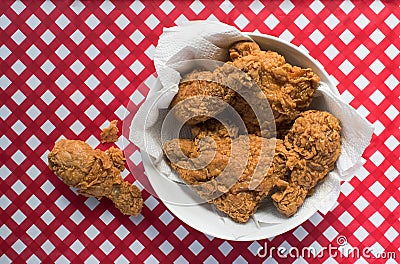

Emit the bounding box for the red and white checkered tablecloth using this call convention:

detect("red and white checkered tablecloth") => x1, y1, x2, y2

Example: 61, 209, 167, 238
1, 1, 399, 263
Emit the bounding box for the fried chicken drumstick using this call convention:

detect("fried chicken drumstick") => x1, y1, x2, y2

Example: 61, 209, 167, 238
48, 139, 143, 216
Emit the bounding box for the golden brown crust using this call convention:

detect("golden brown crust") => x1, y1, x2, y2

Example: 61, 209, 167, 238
107, 146, 126, 171
230, 95, 261, 136
100, 120, 119, 143
272, 110, 342, 217
229, 41, 261, 60
163, 121, 289, 223
210, 137, 289, 223
171, 71, 235, 125
229, 94, 294, 139
48, 139, 143, 216
230, 47, 320, 127
109, 181, 143, 216
271, 183, 308, 216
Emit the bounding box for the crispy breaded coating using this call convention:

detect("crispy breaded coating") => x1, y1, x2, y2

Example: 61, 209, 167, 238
229, 41, 261, 60
209, 136, 289, 223
272, 110, 341, 217
228, 42, 320, 127
48, 139, 143, 216
171, 70, 235, 125
229, 95, 293, 139
101, 120, 119, 143
107, 146, 126, 171
230, 95, 261, 135
163, 121, 289, 223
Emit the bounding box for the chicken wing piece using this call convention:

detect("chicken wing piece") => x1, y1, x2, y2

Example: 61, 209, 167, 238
48, 139, 143, 216
163, 120, 289, 223
171, 70, 235, 125
272, 110, 342, 217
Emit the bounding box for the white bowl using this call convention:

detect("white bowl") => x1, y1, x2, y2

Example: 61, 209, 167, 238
140, 33, 337, 241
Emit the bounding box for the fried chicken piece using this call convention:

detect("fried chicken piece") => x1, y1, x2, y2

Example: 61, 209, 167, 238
48, 139, 143, 216
173, 41, 319, 132
163, 120, 289, 223
210, 136, 288, 223
230, 95, 291, 139
171, 70, 235, 125
228, 41, 320, 127
272, 110, 342, 217
101, 120, 119, 143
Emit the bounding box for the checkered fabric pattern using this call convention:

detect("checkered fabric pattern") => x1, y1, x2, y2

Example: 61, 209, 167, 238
1, 1, 399, 263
